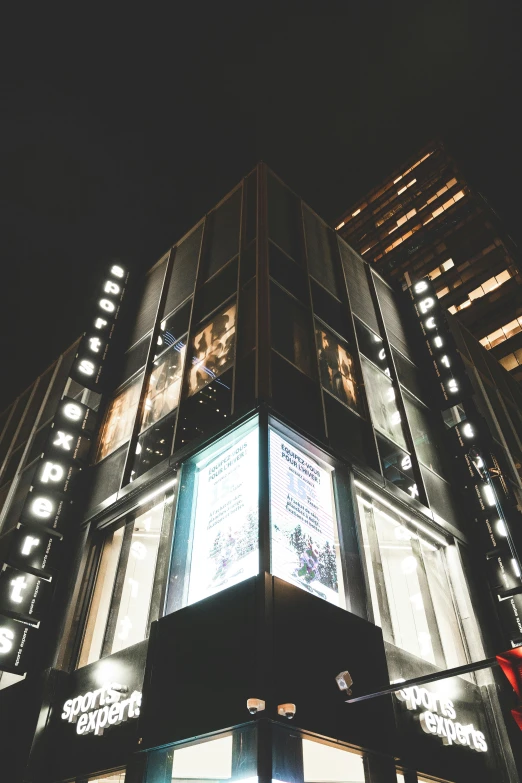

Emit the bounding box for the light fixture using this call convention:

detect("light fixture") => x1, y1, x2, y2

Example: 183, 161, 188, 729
137, 477, 177, 507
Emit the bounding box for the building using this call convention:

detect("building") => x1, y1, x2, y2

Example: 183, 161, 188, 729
1, 164, 522, 783
335, 141, 522, 384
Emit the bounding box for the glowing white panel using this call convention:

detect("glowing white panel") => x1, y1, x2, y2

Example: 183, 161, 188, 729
172, 735, 232, 779
302, 739, 365, 782
187, 427, 259, 605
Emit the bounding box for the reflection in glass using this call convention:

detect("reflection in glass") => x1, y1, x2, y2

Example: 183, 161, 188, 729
361, 358, 408, 450
111, 503, 164, 654
132, 413, 176, 481
141, 340, 186, 430
377, 435, 418, 499
189, 304, 236, 396
357, 491, 467, 668
316, 325, 361, 414
303, 738, 366, 782
96, 376, 142, 461
270, 430, 345, 608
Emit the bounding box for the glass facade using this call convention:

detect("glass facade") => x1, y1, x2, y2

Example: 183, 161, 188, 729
1, 164, 519, 783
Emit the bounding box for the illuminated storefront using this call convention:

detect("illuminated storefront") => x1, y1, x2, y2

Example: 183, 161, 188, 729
1, 165, 522, 782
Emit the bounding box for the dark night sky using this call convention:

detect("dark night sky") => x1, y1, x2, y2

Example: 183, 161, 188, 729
1, 1, 521, 410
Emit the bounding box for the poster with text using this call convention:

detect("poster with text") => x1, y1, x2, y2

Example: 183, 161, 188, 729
270, 430, 343, 606
187, 426, 259, 605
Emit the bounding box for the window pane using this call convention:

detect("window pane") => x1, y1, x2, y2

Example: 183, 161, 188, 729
271, 283, 313, 377
270, 429, 345, 608
79, 526, 125, 667
96, 376, 143, 461
357, 491, 466, 669
302, 739, 365, 782
109, 502, 165, 654
185, 422, 259, 606
316, 324, 362, 415
403, 393, 446, 477
88, 773, 126, 783
132, 412, 176, 481
141, 340, 186, 431
361, 358, 408, 450
172, 735, 232, 780
188, 303, 236, 396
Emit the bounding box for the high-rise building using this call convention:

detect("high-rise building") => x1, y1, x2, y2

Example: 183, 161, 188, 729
335, 141, 522, 384
1, 165, 522, 783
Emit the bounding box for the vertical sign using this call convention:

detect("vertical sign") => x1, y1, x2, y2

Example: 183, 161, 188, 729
0, 263, 128, 675
408, 276, 522, 646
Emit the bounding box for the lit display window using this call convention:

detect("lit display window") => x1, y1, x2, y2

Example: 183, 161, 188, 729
269, 429, 345, 608
315, 324, 362, 415
78, 498, 169, 667
356, 487, 468, 669
360, 357, 408, 451
303, 738, 366, 782
96, 375, 143, 462
140, 339, 186, 431
188, 303, 236, 396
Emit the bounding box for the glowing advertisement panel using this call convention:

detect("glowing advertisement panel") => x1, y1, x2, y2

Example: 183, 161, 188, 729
270, 430, 344, 606
187, 425, 259, 605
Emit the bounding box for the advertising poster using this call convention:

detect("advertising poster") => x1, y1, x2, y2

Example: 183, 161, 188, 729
270, 430, 343, 606
189, 304, 236, 395
316, 326, 360, 413
187, 426, 259, 605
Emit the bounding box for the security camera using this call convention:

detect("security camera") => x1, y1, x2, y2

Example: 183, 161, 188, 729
335, 671, 353, 695
278, 703, 296, 719
247, 698, 265, 715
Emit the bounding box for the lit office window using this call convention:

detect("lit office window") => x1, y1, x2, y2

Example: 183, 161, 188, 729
167, 419, 259, 611
270, 429, 345, 608
303, 738, 366, 782
315, 324, 362, 415
500, 349, 522, 371
188, 303, 236, 396
78, 500, 167, 667
480, 316, 522, 350
96, 375, 143, 461
356, 489, 468, 669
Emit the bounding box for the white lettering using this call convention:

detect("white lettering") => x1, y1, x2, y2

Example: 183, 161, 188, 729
77, 714, 89, 735
110, 264, 125, 278
78, 359, 95, 376
447, 378, 459, 393
414, 281, 429, 294
433, 336, 443, 348
419, 297, 435, 314
440, 355, 450, 368
40, 461, 64, 484
88, 337, 102, 353
63, 403, 82, 421
10, 576, 27, 604
99, 298, 116, 312
94, 317, 108, 330
103, 281, 120, 295
31, 497, 53, 519
21, 536, 40, 556
63, 683, 142, 737
0, 628, 15, 654
53, 431, 73, 451
462, 423, 474, 439
61, 699, 73, 721
424, 317, 436, 329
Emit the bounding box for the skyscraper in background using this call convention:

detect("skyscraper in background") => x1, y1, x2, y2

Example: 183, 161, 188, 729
335, 141, 522, 383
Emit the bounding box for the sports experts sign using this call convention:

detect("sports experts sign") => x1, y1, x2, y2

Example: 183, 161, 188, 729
395, 684, 487, 753
61, 681, 142, 736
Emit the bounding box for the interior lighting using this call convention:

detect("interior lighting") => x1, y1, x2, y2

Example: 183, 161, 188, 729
512, 560, 521, 579
353, 480, 448, 546
496, 520, 508, 537
137, 477, 177, 507
483, 484, 496, 507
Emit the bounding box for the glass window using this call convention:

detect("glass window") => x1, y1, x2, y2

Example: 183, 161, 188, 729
168, 419, 259, 610
377, 435, 418, 499
316, 324, 362, 415
132, 413, 176, 482
96, 375, 143, 462
78, 499, 168, 666
356, 488, 468, 669
87, 773, 126, 783
172, 735, 232, 781
270, 429, 345, 608
141, 340, 186, 431
188, 303, 236, 396
403, 393, 446, 477
303, 739, 365, 782
361, 358, 408, 451
271, 282, 313, 377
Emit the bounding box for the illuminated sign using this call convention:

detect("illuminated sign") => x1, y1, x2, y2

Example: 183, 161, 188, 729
0, 262, 127, 676
187, 426, 259, 605
395, 685, 488, 752
408, 276, 522, 646
270, 430, 343, 607
61, 682, 142, 736
69, 264, 128, 392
